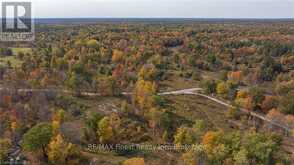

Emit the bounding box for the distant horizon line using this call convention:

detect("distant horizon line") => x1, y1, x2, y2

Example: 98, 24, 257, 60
1, 17, 293, 20
32, 17, 294, 19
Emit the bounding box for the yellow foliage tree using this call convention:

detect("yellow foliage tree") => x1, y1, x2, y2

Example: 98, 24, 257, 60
86, 39, 99, 49
52, 120, 61, 136
216, 81, 228, 96
202, 131, 223, 155
112, 49, 124, 63
97, 117, 114, 143
138, 64, 156, 81
134, 79, 156, 110
52, 109, 65, 136
52, 109, 65, 122
48, 134, 71, 164
174, 127, 193, 147
109, 113, 121, 135
236, 90, 248, 99
234, 90, 251, 109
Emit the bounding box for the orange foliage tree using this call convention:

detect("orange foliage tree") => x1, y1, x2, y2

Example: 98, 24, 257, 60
228, 71, 243, 84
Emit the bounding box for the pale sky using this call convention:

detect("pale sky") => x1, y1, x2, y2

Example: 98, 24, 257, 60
3, 0, 294, 18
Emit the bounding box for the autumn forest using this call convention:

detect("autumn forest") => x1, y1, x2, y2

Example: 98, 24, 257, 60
0, 20, 294, 165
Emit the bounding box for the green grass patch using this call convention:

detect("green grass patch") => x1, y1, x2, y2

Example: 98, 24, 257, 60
0, 55, 22, 67
11, 47, 32, 55
0, 47, 32, 67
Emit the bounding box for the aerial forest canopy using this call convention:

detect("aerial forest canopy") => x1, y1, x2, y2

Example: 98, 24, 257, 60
0, 21, 294, 164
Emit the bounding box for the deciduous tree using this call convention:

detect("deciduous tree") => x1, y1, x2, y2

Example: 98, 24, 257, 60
22, 123, 53, 158
48, 134, 72, 164
174, 127, 193, 147
97, 117, 113, 143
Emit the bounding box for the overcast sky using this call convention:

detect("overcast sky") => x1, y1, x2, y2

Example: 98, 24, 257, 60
3, 0, 294, 18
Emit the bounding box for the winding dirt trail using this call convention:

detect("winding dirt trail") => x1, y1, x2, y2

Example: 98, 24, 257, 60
1, 85, 293, 156
0, 85, 291, 134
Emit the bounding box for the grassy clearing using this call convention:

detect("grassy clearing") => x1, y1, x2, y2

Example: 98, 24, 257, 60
76, 96, 124, 115
160, 71, 200, 91
0, 55, 22, 67
164, 95, 234, 132
11, 47, 32, 55
81, 151, 126, 165
0, 47, 32, 67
